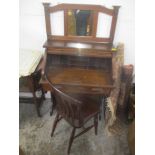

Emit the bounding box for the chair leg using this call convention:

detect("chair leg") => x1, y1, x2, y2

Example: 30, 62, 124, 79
67, 127, 76, 154
50, 92, 56, 116
51, 113, 59, 137
94, 115, 98, 135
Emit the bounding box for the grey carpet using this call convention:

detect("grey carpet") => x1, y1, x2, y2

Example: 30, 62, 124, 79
19, 99, 130, 155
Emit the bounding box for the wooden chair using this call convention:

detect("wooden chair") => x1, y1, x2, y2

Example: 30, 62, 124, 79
46, 77, 100, 154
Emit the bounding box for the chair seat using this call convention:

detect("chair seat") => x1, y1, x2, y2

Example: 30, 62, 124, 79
64, 94, 101, 127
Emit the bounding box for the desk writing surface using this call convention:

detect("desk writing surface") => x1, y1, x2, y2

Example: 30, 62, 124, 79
46, 66, 113, 87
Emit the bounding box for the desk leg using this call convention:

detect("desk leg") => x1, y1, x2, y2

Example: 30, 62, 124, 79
103, 97, 106, 121
50, 92, 56, 116
28, 76, 41, 117
99, 96, 105, 121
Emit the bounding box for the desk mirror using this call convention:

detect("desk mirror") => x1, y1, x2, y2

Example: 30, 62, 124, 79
67, 10, 93, 36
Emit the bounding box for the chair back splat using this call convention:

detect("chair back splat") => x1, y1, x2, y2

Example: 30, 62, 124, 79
46, 77, 84, 127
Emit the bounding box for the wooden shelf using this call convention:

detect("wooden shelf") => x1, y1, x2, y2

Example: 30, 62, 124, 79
44, 40, 116, 58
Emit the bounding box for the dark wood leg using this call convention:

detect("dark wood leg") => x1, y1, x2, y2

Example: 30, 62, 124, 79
103, 97, 106, 121
50, 92, 56, 116
32, 90, 41, 117
97, 96, 102, 121
28, 76, 41, 117
41, 88, 46, 100
68, 127, 76, 154
99, 98, 101, 120
99, 113, 101, 121
99, 96, 105, 121
104, 96, 111, 125
51, 113, 59, 137
94, 115, 98, 135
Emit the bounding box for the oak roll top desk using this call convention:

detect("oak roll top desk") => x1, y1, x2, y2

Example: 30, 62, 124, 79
40, 3, 120, 96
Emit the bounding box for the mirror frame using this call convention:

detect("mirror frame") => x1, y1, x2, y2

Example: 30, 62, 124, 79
43, 3, 120, 44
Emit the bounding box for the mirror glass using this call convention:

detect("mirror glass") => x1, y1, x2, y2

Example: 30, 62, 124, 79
96, 13, 112, 38
67, 10, 93, 36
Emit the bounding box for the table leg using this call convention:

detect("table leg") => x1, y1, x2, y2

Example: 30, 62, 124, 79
41, 88, 46, 100
28, 76, 41, 117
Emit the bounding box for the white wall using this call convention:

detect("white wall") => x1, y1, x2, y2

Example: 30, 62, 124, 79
20, 0, 134, 65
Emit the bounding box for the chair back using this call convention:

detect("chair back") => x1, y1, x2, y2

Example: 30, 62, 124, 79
46, 77, 83, 125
